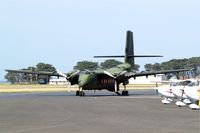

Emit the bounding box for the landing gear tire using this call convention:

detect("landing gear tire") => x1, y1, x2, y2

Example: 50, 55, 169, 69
79, 91, 85, 97
122, 91, 129, 96
76, 91, 80, 96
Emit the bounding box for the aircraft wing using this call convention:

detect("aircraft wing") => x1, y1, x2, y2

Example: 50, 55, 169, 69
5, 69, 63, 77
125, 69, 190, 79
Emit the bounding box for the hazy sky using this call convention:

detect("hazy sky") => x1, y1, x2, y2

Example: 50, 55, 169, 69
0, 0, 199, 81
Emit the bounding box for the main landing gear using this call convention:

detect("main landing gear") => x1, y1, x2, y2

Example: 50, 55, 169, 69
122, 90, 129, 96
76, 91, 85, 96
122, 83, 129, 96
115, 90, 129, 96
115, 81, 129, 96
76, 87, 85, 96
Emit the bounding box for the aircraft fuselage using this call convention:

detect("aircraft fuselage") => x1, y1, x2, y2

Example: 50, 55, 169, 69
82, 74, 116, 92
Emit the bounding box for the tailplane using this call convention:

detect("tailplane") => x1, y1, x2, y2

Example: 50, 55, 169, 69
94, 30, 162, 69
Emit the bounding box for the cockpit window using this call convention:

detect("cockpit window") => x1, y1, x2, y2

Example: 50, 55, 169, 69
181, 81, 191, 86
188, 80, 200, 86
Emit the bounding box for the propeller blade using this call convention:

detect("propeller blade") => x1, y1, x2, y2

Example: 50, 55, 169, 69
57, 70, 67, 78
103, 70, 115, 78
70, 70, 80, 78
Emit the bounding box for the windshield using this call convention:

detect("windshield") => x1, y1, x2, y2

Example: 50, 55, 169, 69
171, 80, 192, 87
188, 80, 200, 87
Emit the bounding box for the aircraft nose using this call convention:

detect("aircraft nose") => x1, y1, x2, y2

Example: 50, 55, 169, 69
78, 73, 93, 87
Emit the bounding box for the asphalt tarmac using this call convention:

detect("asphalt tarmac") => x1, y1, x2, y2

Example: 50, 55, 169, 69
0, 90, 199, 133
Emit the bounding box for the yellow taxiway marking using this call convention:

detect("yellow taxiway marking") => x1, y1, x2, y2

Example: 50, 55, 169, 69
198, 88, 200, 106
0, 84, 157, 93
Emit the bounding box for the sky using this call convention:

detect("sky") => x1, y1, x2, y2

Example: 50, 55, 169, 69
0, 0, 199, 81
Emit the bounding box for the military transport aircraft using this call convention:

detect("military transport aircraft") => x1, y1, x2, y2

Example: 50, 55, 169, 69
6, 31, 189, 96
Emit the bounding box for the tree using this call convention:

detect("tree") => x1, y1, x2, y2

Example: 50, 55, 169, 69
36, 63, 56, 72
100, 59, 122, 69
74, 61, 99, 70
161, 59, 187, 70
133, 64, 140, 72
144, 57, 200, 78
144, 63, 152, 71
145, 63, 161, 71
5, 72, 18, 84
185, 57, 200, 68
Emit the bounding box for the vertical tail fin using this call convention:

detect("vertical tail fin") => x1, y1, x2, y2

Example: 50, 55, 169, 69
125, 31, 135, 68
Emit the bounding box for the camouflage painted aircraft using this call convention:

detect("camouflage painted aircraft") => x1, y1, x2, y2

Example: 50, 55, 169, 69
6, 31, 189, 96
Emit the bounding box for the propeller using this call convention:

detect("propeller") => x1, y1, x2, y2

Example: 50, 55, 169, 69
70, 70, 80, 77
103, 70, 115, 78
118, 71, 127, 77
56, 70, 67, 78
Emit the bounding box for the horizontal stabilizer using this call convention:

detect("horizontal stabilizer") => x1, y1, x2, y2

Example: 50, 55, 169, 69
131, 55, 163, 57
94, 56, 124, 58
94, 55, 163, 58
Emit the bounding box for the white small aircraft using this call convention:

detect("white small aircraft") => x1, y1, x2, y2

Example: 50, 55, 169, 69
155, 83, 176, 104
171, 79, 195, 107
155, 78, 200, 110
155, 79, 193, 105
184, 80, 200, 110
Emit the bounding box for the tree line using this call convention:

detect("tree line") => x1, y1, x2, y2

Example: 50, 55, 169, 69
144, 57, 200, 72
5, 57, 200, 84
